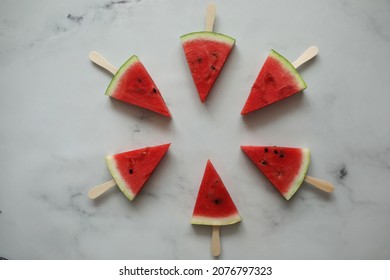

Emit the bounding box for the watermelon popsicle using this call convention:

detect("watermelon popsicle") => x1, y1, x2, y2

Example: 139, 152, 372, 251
241, 46, 319, 115
88, 144, 170, 201
241, 145, 334, 200
180, 3, 235, 103
192, 160, 241, 257
89, 51, 171, 118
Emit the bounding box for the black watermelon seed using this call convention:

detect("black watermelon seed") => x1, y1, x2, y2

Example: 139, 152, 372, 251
264, 73, 275, 83
274, 150, 278, 154
264, 148, 268, 153
280, 154, 284, 158
152, 88, 157, 93
197, 58, 202, 63
214, 199, 221, 205
261, 160, 267, 165
129, 169, 134, 174
211, 66, 216, 70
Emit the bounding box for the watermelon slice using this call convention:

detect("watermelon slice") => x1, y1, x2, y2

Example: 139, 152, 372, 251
181, 32, 235, 103
241, 146, 310, 200
241, 49, 307, 115
192, 160, 241, 225
105, 55, 171, 117
106, 143, 170, 201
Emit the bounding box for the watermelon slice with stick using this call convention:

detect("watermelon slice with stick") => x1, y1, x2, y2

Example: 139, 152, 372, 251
241, 145, 334, 200
192, 160, 241, 257
181, 3, 235, 103
241, 46, 319, 115
88, 143, 170, 201
89, 51, 171, 118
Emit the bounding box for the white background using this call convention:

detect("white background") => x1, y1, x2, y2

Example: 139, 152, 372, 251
1, 260, 390, 279
1, 0, 389, 259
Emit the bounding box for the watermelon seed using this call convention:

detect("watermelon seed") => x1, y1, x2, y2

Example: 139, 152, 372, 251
264, 148, 268, 153
197, 58, 202, 63
280, 154, 284, 158
214, 199, 221, 205
264, 73, 275, 83
152, 88, 157, 93
211, 66, 216, 71
129, 169, 134, 174
274, 150, 278, 154
261, 160, 267, 165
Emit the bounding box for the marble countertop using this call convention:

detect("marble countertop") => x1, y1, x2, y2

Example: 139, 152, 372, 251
1, 0, 389, 260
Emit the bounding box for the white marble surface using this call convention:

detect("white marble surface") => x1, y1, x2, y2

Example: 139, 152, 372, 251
1, 0, 390, 260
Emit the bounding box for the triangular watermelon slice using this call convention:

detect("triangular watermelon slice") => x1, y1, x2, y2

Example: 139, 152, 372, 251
105, 55, 171, 118
241, 50, 307, 115
181, 32, 235, 103
241, 145, 310, 200
106, 143, 170, 201
192, 160, 241, 225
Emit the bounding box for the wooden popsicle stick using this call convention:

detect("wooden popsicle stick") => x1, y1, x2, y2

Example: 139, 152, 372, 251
89, 51, 118, 75
205, 3, 216, 32
304, 175, 334, 193
88, 179, 117, 199
211, 225, 221, 257
292, 46, 319, 69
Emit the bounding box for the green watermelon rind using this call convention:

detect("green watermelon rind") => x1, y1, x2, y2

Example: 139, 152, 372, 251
284, 148, 311, 200
105, 55, 139, 97
191, 213, 242, 226
105, 155, 136, 201
180, 31, 236, 46
269, 49, 307, 90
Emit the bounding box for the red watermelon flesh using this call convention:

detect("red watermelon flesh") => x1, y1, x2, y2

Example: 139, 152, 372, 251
105, 56, 171, 118
192, 160, 241, 226
106, 143, 170, 201
241, 146, 310, 200
241, 50, 307, 115
181, 32, 235, 103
